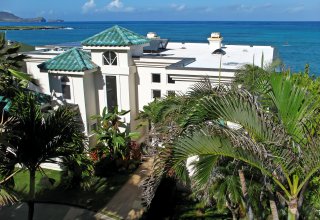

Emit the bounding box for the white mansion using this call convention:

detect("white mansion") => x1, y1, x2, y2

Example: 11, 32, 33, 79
24, 25, 275, 144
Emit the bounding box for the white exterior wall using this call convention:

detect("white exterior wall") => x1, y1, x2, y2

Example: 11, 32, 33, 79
91, 48, 137, 125
26, 61, 50, 94
24, 40, 274, 143
83, 73, 98, 134
48, 73, 89, 134
136, 65, 235, 110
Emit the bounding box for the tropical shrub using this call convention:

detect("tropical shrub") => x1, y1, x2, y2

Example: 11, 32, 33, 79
92, 106, 139, 160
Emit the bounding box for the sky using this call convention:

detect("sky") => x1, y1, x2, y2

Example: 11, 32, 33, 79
1, 0, 320, 21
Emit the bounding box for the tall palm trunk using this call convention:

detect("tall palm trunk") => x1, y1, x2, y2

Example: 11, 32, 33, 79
238, 170, 254, 220
231, 212, 238, 220
28, 168, 36, 220
288, 198, 298, 220
226, 201, 239, 220
269, 199, 279, 220
296, 181, 308, 220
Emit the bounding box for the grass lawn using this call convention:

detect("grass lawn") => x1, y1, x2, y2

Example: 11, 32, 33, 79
12, 168, 131, 212
13, 168, 61, 194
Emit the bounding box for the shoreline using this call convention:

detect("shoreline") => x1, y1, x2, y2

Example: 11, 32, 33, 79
0, 26, 68, 30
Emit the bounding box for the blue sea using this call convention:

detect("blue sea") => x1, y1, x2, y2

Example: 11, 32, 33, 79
1, 21, 320, 74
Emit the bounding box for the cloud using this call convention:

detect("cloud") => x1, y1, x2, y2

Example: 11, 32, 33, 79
230, 4, 255, 12
227, 3, 273, 13
82, 0, 96, 13
97, 0, 135, 12
286, 5, 304, 13
108, 0, 122, 10
171, 4, 186, 11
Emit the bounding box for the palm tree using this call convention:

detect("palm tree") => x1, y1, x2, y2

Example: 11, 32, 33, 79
0, 32, 35, 98
140, 80, 262, 219
0, 113, 19, 206
191, 158, 247, 220
173, 74, 320, 220
233, 60, 282, 94
1, 92, 86, 220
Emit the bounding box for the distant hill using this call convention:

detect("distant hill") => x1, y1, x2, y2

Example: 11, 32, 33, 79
48, 19, 64, 23
0, 11, 46, 22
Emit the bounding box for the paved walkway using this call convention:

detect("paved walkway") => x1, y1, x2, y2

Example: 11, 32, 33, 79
0, 158, 154, 220
98, 158, 154, 220
0, 202, 113, 220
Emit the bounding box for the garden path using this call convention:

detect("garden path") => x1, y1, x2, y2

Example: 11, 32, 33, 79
96, 158, 154, 220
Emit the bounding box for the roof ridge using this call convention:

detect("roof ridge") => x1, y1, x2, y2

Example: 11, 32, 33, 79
72, 48, 88, 71
81, 25, 150, 47
115, 26, 131, 45
38, 47, 98, 72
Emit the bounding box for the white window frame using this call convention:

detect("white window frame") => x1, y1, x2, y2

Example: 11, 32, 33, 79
60, 76, 73, 102
151, 73, 161, 83
152, 89, 161, 99
103, 51, 118, 66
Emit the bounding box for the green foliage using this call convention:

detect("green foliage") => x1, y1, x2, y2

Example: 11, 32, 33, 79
61, 154, 94, 190
301, 176, 320, 219
173, 73, 320, 219
0, 92, 86, 203
0, 187, 18, 206
0, 32, 33, 98
233, 64, 269, 94
92, 106, 139, 160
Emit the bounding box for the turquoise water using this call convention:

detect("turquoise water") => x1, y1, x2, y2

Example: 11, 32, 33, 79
1, 21, 320, 74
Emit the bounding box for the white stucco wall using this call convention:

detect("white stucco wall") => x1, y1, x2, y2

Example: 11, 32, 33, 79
26, 61, 50, 94
48, 73, 89, 134
83, 72, 99, 134
136, 65, 235, 111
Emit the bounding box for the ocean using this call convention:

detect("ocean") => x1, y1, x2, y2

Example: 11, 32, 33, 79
1, 21, 320, 74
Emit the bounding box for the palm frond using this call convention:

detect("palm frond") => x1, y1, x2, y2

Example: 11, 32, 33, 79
173, 127, 292, 198
0, 187, 18, 206
258, 73, 320, 142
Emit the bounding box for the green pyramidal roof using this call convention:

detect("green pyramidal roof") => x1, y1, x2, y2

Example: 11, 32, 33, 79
81, 25, 150, 47
38, 48, 98, 72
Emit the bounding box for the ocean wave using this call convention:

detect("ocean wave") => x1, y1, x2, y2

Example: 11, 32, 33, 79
63, 27, 74, 30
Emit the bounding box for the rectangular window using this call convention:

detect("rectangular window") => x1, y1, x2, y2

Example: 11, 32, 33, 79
90, 123, 97, 132
62, 85, 71, 99
106, 76, 118, 111
167, 90, 175, 96
152, 73, 161, 83
152, 90, 161, 99
167, 75, 175, 84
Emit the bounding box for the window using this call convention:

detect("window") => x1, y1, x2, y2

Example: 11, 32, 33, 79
152, 90, 161, 99
61, 76, 71, 100
106, 76, 118, 111
103, 51, 117, 66
167, 90, 175, 96
90, 123, 97, 132
152, 73, 161, 83
167, 75, 175, 84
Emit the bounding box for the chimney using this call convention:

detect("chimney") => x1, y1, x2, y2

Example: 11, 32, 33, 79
147, 32, 160, 39
208, 32, 223, 51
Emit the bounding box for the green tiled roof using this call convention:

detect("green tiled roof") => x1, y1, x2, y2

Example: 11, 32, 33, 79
38, 48, 98, 72
82, 25, 150, 47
